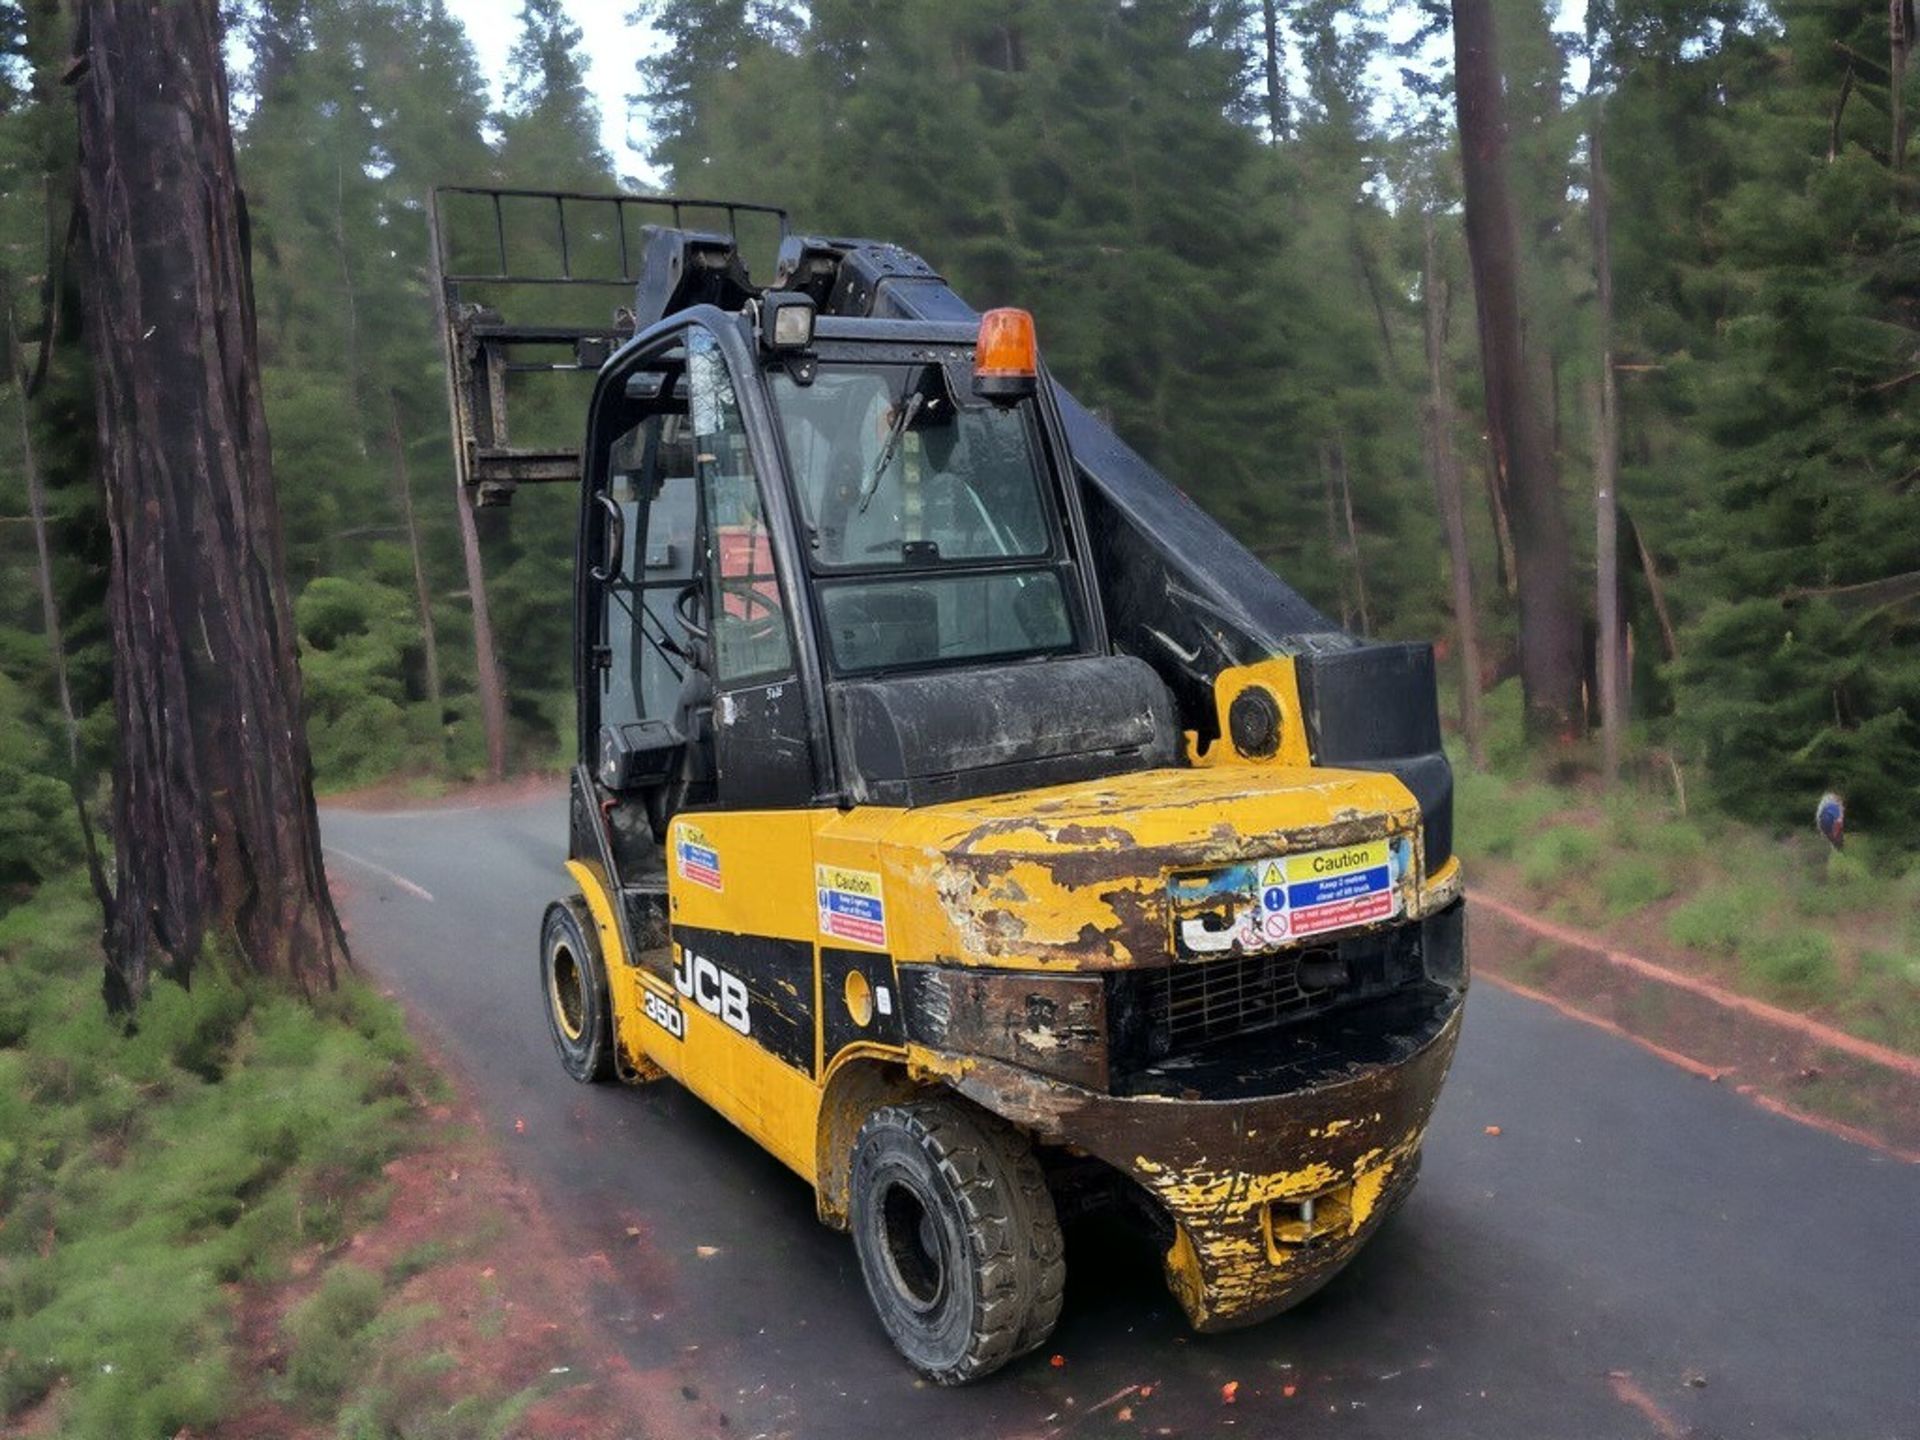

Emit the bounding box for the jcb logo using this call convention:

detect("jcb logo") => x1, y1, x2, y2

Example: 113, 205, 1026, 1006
673, 947, 751, 1036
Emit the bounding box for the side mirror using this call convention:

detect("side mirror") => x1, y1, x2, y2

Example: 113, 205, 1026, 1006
597, 720, 683, 791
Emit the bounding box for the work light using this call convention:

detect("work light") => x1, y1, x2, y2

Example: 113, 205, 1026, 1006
761, 291, 816, 350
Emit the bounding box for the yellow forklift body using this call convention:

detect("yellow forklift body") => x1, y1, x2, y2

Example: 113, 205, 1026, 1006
435, 190, 1471, 1373
563, 678, 1465, 1331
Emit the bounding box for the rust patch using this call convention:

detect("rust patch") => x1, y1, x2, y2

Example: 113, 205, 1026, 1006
1052, 822, 1138, 848
919, 996, 1464, 1329
901, 967, 1109, 1090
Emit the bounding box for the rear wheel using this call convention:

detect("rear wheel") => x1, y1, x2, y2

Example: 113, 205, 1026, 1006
848, 1098, 1065, 1384
540, 897, 614, 1083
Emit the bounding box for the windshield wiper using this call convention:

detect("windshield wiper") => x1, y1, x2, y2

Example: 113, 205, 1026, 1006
857, 393, 923, 515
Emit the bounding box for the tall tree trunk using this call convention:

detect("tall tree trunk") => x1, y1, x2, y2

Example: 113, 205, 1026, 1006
1260, 0, 1289, 144
1353, 234, 1399, 376
1830, 65, 1855, 162
386, 392, 445, 760
1481, 441, 1518, 596
1589, 116, 1625, 785
1330, 434, 1371, 633
1624, 509, 1680, 661
1319, 439, 1353, 628
332, 157, 367, 454
1451, 0, 1584, 736
7, 301, 115, 919
1893, 0, 1913, 173
427, 203, 510, 782
1422, 213, 1486, 767
74, 0, 346, 1009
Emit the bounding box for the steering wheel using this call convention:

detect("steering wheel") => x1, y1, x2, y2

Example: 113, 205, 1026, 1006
715, 576, 786, 643
674, 581, 710, 643
677, 578, 784, 646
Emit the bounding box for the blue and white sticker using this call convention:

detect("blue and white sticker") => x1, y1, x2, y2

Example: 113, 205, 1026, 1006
1171, 835, 1413, 957
675, 822, 722, 892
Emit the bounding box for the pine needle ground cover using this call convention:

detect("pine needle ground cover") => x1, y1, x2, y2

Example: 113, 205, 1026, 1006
0, 880, 645, 1440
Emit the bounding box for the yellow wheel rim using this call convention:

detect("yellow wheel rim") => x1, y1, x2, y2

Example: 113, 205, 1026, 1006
549, 939, 586, 1041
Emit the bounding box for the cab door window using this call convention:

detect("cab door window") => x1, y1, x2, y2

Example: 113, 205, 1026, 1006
689, 328, 795, 684
686, 326, 813, 808
601, 411, 699, 733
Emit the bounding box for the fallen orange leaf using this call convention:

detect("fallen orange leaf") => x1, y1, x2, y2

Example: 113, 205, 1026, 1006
1050, 1354, 1066, 1368
1484, 1125, 1502, 1136
1221, 1380, 1240, 1404
1282, 1384, 1297, 1398
1116, 1407, 1133, 1423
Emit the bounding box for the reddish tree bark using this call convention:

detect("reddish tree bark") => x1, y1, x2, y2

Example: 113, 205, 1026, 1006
1422, 212, 1486, 767
1260, 0, 1289, 144
74, 0, 346, 1007
386, 390, 445, 759
1589, 115, 1625, 784
1451, 0, 1584, 736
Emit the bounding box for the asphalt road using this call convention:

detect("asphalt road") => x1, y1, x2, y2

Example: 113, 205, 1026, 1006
323, 794, 1920, 1440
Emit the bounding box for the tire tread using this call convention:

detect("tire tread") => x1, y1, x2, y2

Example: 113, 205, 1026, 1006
853, 1098, 1065, 1383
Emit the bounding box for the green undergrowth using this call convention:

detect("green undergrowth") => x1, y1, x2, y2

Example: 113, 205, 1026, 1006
1452, 685, 1920, 1052
0, 877, 449, 1439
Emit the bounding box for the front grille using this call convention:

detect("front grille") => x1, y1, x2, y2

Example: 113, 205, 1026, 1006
1152, 946, 1337, 1051
1112, 922, 1431, 1074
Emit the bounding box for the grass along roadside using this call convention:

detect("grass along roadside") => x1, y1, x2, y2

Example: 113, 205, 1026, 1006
1455, 760, 1920, 1060
0, 877, 671, 1440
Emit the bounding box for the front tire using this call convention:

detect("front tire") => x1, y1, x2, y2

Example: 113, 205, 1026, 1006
848, 1098, 1065, 1384
540, 897, 614, 1083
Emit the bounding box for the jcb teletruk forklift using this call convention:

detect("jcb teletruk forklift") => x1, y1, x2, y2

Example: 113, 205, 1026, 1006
431, 189, 1467, 1383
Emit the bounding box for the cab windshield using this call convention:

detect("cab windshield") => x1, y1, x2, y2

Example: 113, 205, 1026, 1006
769, 362, 1077, 675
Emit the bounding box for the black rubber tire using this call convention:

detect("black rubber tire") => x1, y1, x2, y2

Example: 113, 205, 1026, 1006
848, 1098, 1065, 1384
539, 897, 615, 1083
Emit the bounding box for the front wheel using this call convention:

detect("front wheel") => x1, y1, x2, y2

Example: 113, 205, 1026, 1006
848, 1098, 1065, 1384
539, 897, 614, 1083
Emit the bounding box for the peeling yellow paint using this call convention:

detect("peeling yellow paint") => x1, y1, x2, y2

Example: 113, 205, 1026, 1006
1349, 1158, 1393, 1232
827, 763, 1431, 970
1133, 1125, 1431, 1329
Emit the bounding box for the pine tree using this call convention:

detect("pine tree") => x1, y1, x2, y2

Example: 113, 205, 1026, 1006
1665, 0, 1920, 843
75, 0, 348, 1005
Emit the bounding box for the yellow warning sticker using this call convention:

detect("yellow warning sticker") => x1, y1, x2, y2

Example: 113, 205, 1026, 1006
817, 864, 887, 949
1279, 839, 1390, 884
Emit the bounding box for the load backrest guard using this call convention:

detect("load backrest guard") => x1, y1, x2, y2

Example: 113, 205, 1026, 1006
427, 186, 789, 507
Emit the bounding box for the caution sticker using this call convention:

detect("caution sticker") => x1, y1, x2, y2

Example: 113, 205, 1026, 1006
675, 822, 723, 892
817, 864, 887, 949
1169, 836, 1411, 957
1274, 839, 1399, 937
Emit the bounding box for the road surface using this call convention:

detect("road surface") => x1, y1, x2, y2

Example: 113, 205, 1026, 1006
324, 793, 1920, 1440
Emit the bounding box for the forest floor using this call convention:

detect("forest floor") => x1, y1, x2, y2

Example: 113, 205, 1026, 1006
0, 878, 673, 1440
208, 1031, 694, 1440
